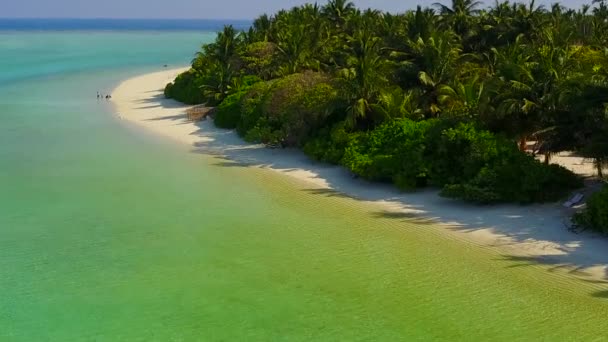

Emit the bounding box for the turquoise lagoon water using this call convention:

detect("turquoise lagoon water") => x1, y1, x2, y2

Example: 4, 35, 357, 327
1, 30, 608, 341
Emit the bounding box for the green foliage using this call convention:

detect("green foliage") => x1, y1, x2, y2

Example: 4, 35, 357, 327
426, 122, 510, 186
236, 81, 273, 137
244, 124, 283, 145
303, 122, 353, 164
441, 151, 583, 204
574, 186, 608, 234
214, 75, 263, 129
167, 0, 604, 206
164, 70, 205, 105
214, 72, 340, 147
242, 42, 279, 80
262, 72, 339, 146
215, 91, 247, 129
342, 119, 581, 199
342, 119, 436, 189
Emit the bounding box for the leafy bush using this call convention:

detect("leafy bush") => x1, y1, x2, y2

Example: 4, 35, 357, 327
342, 119, 436, 189
574, 186, 608, 234
164, 69, 205, 105
441, 151, 582, 204
236, 81, 273, 137
303, 122, 353, 164
214, 76, 262, 129
242, 42, 278, 80
244, 123, 283, 145
214, 72, 339, 146
426, 122, 510, 186
214, 91, 247, 129
339, 118, 581, 199
261, 72, 338, 146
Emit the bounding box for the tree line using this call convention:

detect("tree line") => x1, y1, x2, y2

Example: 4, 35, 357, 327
165, 0, 608, 230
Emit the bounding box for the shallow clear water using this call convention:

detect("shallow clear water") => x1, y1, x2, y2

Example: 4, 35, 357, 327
1, 31, 607, 341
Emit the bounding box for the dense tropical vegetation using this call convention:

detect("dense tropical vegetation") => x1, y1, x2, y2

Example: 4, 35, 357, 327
165, 0, 608, 230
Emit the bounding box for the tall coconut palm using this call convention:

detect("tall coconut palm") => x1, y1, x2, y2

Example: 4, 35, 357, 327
405, 6, 437, 41
433, 0, 482, 36
340, 28, 391, 127
210, 25, 242, 63
249, 14, 272, 42
275, 23, 315, 75
405, 30, 462, 116
438, 76, 490, 118
371, 87, 424, 122
200, 62, 236, 105
322, 0, 356, 28
565, 73, 608, 177
593, 0, 608, 19
510, 0, 546, 42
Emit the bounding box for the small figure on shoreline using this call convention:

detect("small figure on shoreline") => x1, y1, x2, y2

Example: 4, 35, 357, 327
97, 91, 101, 99
106, 94, 112, 99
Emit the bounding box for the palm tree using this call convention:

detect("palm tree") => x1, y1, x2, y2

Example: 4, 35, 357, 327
405, 30, 462, 116
433, 0, 482, 36
200, 62, 236, 105
510, 0, 546, 42
322, 0, 355, 28
249, 14, 272, 42
593, 0, 608, 19
438, 76, 490, 118
405, 6, 437, 41
371, 87, 424, 122
275, 23, 315, 75
475, 1, 519, 49
210, 25, 242, 63
565, 73, 608, 177
339, 28, 391, 127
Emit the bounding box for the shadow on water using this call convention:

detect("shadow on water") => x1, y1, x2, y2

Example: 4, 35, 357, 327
147, 94, 608, 294
591, 290, 608, 298
500, 255, 594, 276
372, 210, 438, 226
494, 255, 608, 297
302, 188, 353, 199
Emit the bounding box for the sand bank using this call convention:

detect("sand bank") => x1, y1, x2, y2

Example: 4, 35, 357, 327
113, 67, 608, 281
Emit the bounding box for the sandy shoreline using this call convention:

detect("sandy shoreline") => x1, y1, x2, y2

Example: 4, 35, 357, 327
113, 67, 608, 281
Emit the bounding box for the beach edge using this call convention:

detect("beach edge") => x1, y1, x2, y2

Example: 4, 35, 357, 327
112, 67, 608, 282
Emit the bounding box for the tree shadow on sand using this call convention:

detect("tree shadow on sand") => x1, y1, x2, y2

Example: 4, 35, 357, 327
183, 117, 608, 292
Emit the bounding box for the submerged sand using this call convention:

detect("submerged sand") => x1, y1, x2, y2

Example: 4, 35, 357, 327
113, 67, 608, 281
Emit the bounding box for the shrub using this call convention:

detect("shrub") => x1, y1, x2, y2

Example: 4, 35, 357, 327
342, 119, 436, 189
244, 124, 283, 145
574, 186, 608, 234
425, 122, 510, 186
203, 72, 339, 147
236, 81, 273, 137
242, 42, 279, 80
164, 69, 205, 105
214, 91, 247, 129
261, 72, 338, 146
214, 76, 262, 129
441, 151, 582, 204
338, 118, 581, 200
303, 122, 353, 164
441, 184, 502, 205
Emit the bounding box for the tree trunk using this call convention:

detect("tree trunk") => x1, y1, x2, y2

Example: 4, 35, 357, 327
544, 153, 551, 165
519, 136, 527, 152
597, 158, 604, 179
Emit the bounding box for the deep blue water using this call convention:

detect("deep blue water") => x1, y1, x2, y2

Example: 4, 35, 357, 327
0, 18, 252, 31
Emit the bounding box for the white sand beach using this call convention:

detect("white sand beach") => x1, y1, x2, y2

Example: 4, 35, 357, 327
113, 67, 608, 281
